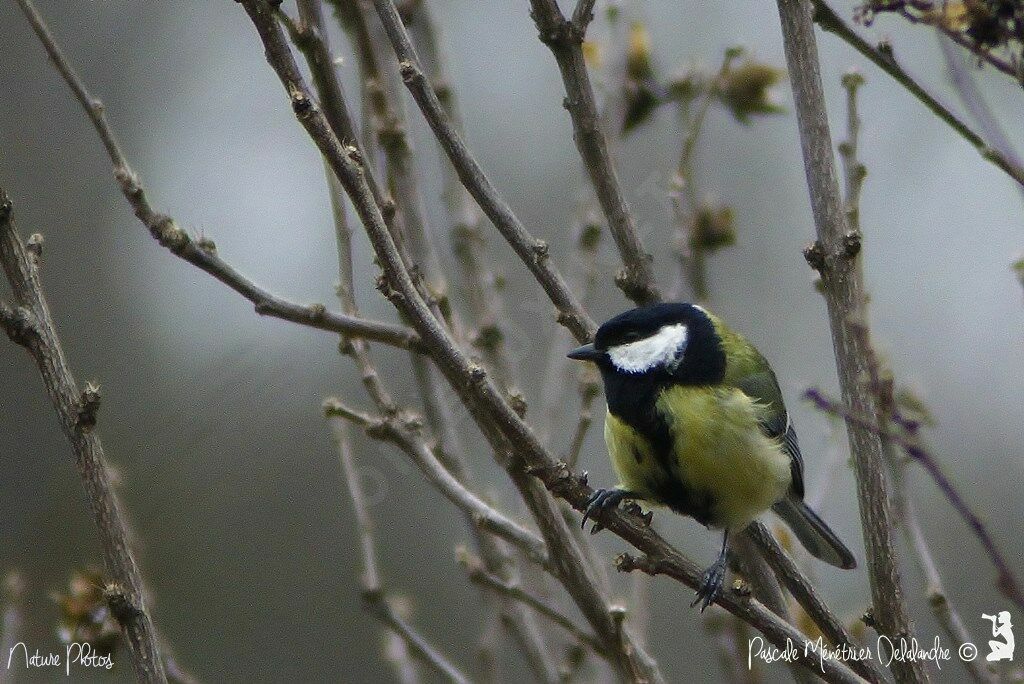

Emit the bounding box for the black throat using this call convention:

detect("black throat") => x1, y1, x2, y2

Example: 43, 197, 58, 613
597, 312, 726, 523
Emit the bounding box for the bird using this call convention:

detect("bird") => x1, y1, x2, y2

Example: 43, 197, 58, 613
567, 302, 856, 610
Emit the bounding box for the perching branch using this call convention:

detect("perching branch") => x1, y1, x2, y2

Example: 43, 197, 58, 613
240, 5, 877, 681
0, 187, 167, 684
298, 3, 864, 678
773, 1, 927, 681
811, 0, 1024, 189
528, 0, 662, 306
745, 522, 889, 684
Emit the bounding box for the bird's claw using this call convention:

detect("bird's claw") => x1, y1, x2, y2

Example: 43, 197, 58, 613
581, 488, 632, 531
691, 558, 727, 612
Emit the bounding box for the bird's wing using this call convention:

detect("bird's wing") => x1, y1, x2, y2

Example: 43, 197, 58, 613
733, 370, 805, 499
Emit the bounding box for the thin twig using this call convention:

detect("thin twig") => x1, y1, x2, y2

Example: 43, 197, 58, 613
564, 376, 600, 470
669, 49, 741, 303
400, 5, 561, 677
891, 456, 993, 683
459, 549, 607, 656
325, 146, 559, 682
805, 388, 1024, 612
326, 7, 656, 679
324, 400, 550, 568
341, 1, 452, 323
529, 0, 661, 306
366, 0, 598, 343
408, 0, 518, 390
329, 418, 467, 683
837, 69, 990, 679
0, 188, 166, 683
811, 0, 1024, 188
774, 2, 927, 681
729, 532, 819, 684
12, 0, 420, 353
938, 35, 1024, 203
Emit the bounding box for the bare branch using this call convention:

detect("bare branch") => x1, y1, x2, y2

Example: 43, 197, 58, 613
774, 1, 927, 681
805, 389, 1024, 612
408, 0, 518, 389
329, 418, 467, 683
528, 0, 661, 305
0, 188, 167, 683
669, 49, 742, 303
571, 0, 599, 31
811, 0, 1024, 188
365, 0, 598, 343
729, 532, 820, 684
12, 0, 420, 353
744, 522, 889, 684
613, 543, 863, 684
938, 35, 1024, 203
325, 400, 550, 568
324, 159, 559, 682
458, 549, 607, 656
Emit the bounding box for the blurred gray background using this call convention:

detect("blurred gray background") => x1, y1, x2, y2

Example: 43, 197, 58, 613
1, 0, 1021, 681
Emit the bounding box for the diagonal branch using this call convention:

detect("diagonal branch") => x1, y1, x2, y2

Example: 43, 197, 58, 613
811, 0, 1024, 189
13, 0, 421, 354
458, 548, 607, 657
365, 0, 598, 343
329, 418, 468, 683
0, 187, 167, 684
805, 389, 1024, 612
745, 522, 888, 683
528, 0, 661, 305
938, 35, 1024, 203
324, 138, 559, 681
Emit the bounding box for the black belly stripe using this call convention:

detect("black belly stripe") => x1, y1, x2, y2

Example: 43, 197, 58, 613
602, 368, 719, 526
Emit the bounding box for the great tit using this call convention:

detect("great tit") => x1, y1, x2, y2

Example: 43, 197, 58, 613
568, 302, 856, 610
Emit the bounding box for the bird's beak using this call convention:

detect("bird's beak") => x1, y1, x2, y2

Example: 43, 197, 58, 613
567, 343, 603, 362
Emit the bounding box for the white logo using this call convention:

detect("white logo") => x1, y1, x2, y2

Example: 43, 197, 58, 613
982, 611, 1015, 662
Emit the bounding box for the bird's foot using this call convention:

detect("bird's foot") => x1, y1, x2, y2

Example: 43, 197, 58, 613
581, 488, 634, 531
690, 557, 727, 612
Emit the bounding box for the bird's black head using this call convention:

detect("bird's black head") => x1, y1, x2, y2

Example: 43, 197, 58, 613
568, 303, 725, 385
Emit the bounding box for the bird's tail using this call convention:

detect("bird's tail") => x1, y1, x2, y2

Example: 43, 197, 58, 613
772, 497, 857, 569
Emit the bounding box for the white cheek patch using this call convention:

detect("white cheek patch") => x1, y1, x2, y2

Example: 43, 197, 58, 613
607, 323, 688, 374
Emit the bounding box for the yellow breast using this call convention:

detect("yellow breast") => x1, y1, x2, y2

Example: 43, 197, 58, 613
604, 385, 792, 529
